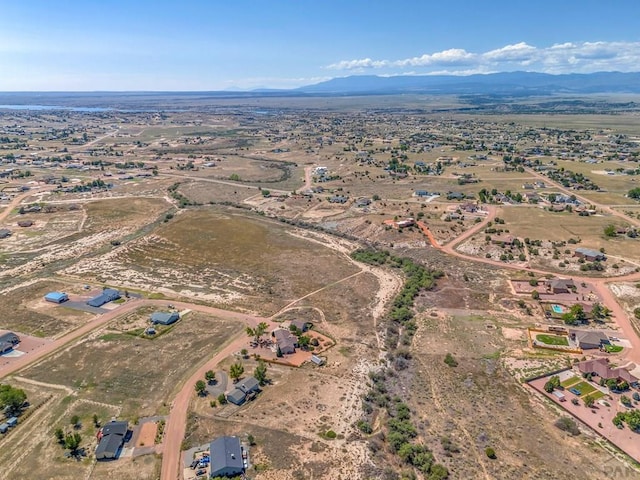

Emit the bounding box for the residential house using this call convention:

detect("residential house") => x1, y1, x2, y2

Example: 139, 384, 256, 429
576, 357, 638, 385
547, 278, 575, 294
96, 421, 129, 460
272, 328, 297, 355
86, 288, 120, 308
574, 248, 606, 262
209, 436, 244, 478
570, 330, 610, 350
290, 319, 310, 332
226, 388, 247, 406
237, 377, 260, 396
150, 312, 180, 325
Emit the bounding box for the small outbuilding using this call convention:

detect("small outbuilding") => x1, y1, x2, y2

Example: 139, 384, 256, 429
150, 312, 180, 325
6, 417, 17, 427
209, 436, 244, 478
45, 292, 69, 304
0, 424, 8, 434
0, 229, 11, 239
552, 390, 566, 402
87, 288, 120, 308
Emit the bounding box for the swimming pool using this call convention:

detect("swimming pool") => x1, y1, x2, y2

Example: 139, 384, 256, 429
552, 304, 564, 314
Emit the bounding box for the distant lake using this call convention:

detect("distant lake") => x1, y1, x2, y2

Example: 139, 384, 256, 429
0, 104, 113, 112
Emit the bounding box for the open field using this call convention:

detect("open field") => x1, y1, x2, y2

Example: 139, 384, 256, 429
64, 208, 362, 313
20, 310, 242, 418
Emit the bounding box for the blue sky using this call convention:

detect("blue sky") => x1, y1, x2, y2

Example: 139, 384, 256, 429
1, 0, 639, 91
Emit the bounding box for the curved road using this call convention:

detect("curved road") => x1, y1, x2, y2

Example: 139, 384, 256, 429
418, 205, 640, 364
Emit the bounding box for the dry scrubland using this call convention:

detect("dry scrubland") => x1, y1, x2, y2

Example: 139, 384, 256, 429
66, 208, 361, 313
1, 97, 640, 479
20, 311, 242, 418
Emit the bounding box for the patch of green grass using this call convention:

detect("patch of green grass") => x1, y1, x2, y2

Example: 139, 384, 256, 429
572, 381, 598, 396
536, 334, 569, 346
147, 292, 166, 299
560, 376, 581, 388
604, 344, 624, 353
98, 333, 127, 342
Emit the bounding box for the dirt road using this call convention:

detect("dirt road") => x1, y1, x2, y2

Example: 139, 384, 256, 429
417, 203, 640, 364
0, 186, 55, 223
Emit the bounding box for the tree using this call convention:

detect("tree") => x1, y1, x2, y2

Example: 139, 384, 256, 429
254, 361, 268, 386
628, 187, 640, 200
64, 432, 82, 456
241, 348, 248, 358
205, 370, 216, 384
485, 447, 496, 459
298, 335, 311, 350
195, 380, 206, 396
544, 375, 561, 393
70, 415, 81, 429
217, 393, 227, 405
583, 395, 595, 408
55, 428, 65, 444
591, 302, 606, 320
604, 224, 617, 237
246, 322, 269, 345
93, 414, 100, 428
531, 290, 540, 300
247, 434, 256, 446
0, 385, 27, 416
229, 363, 244, 383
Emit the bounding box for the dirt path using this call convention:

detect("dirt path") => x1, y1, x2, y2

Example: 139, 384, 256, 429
0, 186, 55, 223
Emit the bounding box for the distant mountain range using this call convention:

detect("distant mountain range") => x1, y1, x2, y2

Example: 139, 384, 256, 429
295, 71, 640, 95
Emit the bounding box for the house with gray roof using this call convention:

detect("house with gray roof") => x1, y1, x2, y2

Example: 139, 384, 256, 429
273, 328, 297, 355
87, 288, 120, 308
0, 331, 19, 347
570, 330, 610, 350
95, 420, 128, 460
574, 247, 606, 262
226, 388, 246, 406
209, 436, 244, 478
150, 311, 180, 325
237, 377, 260, 394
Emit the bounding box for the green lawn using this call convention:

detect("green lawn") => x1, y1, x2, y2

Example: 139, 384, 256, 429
605, 344, 624, 353
536, 334, 569, 346
561, 376, 581, 388
587, 390, 606, 401
572, 381, 598, 396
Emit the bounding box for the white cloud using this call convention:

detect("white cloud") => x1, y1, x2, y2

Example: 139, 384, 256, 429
326, 41, 640, 74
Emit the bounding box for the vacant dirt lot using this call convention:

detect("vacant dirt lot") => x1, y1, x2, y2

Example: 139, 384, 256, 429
65, 208, 362, 314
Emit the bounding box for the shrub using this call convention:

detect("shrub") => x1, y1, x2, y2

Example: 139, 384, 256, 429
554, 417, 580, 436
444, 353, 458, 367
485, 447, 496, 459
